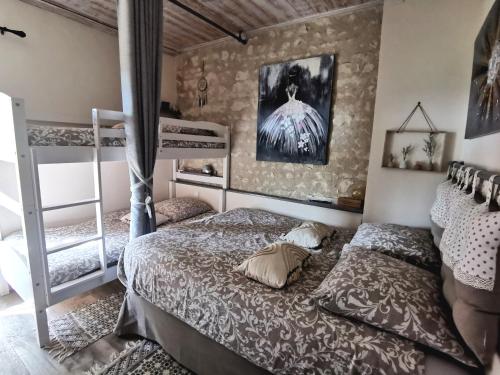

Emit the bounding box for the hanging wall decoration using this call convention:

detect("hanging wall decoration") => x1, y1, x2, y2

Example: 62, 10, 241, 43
256, 55, 335, 165
465, 0, 500, 139
382, 102, 452, 173
197, 60, 208, 108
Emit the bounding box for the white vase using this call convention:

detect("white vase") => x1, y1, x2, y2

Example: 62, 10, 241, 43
399, 160, 408, 169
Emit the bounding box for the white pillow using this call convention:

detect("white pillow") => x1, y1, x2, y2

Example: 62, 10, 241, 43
282, 221, 334, 249
120, 212, 170, 226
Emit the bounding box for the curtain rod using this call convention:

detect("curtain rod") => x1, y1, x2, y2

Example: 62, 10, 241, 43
167, 0, 247, 45
0, 26, 26, 38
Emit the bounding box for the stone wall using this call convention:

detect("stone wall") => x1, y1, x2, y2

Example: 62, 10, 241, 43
176, 5, 382, 200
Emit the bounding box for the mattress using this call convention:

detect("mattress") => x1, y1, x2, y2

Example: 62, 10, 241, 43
118, 208, 448, 375
28, 125, 126, 147
2, 209, 216, 288
27, 124, 225, 149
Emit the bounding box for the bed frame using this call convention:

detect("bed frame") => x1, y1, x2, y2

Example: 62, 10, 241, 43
0, 93, 230, 346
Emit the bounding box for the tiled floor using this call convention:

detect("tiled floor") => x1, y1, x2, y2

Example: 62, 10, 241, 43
0, 281, 125, 375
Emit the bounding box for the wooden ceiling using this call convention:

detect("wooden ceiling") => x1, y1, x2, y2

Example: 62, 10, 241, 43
20, 0, 378, 54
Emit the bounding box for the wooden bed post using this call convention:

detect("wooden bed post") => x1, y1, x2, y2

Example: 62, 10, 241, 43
169, 159, 178, 199
222, 127, 230, 190
92, 109, 107, 273
10, 98, 50, 347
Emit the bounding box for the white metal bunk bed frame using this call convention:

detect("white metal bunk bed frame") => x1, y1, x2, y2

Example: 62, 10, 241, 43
0, 93, 230, 346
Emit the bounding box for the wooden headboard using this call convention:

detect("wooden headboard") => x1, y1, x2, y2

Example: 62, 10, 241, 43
169, 181, 363, 228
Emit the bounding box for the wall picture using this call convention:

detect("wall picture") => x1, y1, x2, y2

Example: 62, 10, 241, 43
465, 0, 500, 139
256, 55, 335, 164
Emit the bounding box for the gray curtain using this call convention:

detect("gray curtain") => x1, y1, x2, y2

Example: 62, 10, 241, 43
117, 0, 163, 239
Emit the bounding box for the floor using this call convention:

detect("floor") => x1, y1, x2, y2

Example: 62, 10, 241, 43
0, 281, 126, 375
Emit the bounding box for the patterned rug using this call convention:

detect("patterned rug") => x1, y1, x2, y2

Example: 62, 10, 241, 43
45, 292, 192, 374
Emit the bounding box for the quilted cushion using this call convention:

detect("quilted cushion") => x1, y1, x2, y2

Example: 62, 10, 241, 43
235, 242, 310, 289
156, 197, 212, 223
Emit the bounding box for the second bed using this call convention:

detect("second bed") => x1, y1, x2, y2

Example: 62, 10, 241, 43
115, 208, 474, 375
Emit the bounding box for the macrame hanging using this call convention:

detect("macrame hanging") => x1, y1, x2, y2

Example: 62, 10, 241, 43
197, 60, 208, 107
396, 102, 438, 133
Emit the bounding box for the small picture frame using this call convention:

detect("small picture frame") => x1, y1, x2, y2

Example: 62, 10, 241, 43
381, 130, 451, 173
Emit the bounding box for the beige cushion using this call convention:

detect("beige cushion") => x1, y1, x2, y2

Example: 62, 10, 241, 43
236, 242, 310, 289
156, 197, 212, 223
120, 212, 170, 226
282, 221, 334, 248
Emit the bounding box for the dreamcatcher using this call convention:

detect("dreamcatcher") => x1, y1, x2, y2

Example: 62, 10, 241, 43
197, 60, 208, 107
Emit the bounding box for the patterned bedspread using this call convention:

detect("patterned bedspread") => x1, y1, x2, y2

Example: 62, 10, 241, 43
3, 210, 216, 288
28, 125, 126, 147
119, 208, 427, 375
27, 125, 224, 149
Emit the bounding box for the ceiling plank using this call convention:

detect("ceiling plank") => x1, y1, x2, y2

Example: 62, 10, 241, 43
19, 0, 378, 54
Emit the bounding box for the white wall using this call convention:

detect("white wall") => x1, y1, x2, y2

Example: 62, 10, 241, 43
363, 0, 495, 227
463, 132, 500, 172
0, 0, 177, 236
0, 0, 121, 123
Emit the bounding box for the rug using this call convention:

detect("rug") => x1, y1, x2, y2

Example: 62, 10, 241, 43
45, 292, 192, 374
87, 340, 192, 375
47, 292, 126, 360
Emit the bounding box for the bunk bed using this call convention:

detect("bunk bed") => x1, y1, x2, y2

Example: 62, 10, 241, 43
0, 92, 230, 347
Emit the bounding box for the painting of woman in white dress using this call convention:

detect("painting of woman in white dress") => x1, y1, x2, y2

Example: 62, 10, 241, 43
257, 55, 335, 164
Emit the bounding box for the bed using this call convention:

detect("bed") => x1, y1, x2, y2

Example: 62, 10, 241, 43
115, 208, 473, 375
0, 94, 231, 347
27, 123, 225, 149
1, 209, 217, 289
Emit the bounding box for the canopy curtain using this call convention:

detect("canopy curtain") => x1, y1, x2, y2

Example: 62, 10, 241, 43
117, 0, 163, 239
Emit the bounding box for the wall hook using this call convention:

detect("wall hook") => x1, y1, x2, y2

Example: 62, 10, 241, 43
0, 26, 26, 38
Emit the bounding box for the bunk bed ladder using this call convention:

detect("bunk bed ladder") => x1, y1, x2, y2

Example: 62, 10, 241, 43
29, 112, 107, 309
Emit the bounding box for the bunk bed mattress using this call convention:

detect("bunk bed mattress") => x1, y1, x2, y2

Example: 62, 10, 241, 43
28, 125, 126, 147
27, 125, 225, 149
3, 209, 129, 287
118, 208, 438, 375
2, 209, 217, 287
161, 124, 225, 148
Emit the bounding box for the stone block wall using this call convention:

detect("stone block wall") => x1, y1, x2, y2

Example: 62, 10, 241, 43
176, 5, 382, 200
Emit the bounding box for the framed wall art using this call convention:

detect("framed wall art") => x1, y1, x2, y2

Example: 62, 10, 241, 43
256, 54, 335, 165
465, 0, 500, 139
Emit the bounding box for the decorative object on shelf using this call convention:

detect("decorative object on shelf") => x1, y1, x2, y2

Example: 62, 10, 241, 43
197, 60, 208, 108
382, 102, 451, 173
422, 133, 437, 171
387, 153, 397, 168
337, 197, 364, 210
465, 0, 500, 139
256, 54, 335, 165
0, 26, 26, 38
351, 188, 365, 201
179, 166, 217, 177
400, 145, 413, 169
160, 101, 181, 118
201, 164, 214, 175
